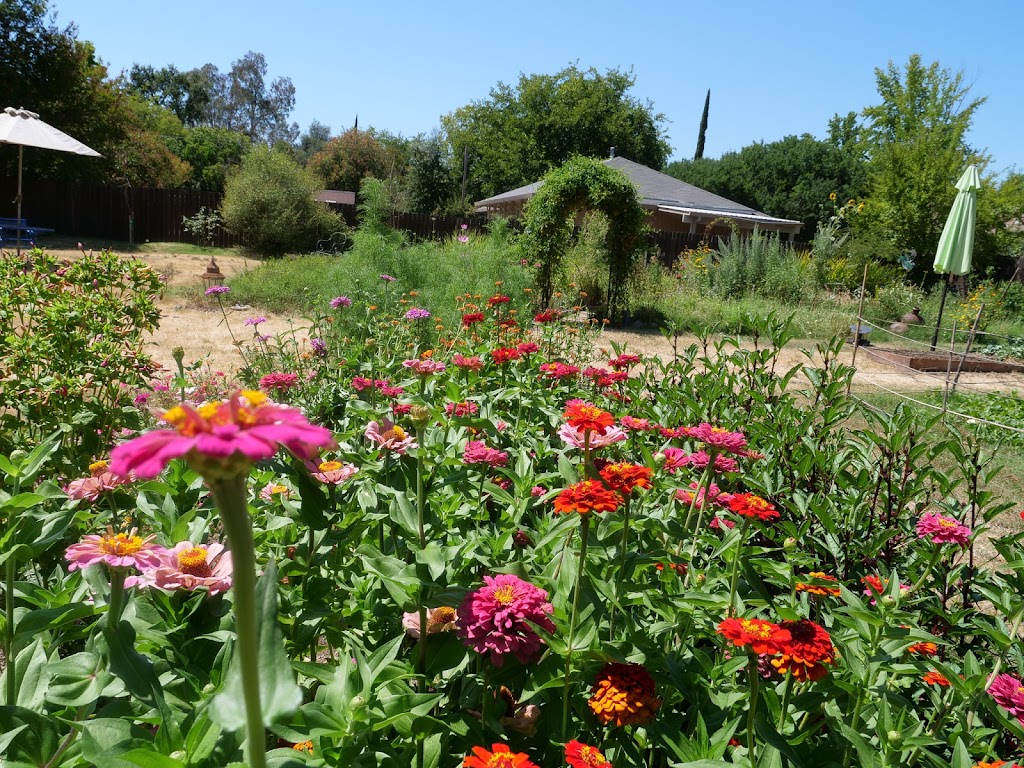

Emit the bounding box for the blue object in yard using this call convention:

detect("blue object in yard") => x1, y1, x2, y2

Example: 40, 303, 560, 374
850, 324, 871, 335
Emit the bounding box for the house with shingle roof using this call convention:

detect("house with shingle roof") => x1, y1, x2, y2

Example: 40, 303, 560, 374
475, 155, 802, 240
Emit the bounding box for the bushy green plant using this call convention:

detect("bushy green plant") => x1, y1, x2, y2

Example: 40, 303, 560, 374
181, 205, 223, 246
221, 145, 344, 257
872, 281, 925, 322
707, 230, 815, 302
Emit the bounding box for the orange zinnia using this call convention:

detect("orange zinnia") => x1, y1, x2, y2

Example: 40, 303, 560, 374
717, 617, 792, 655
923, 670, 951, 687
771, 619, 835, 682
588, 662, 661, 727
463, 744, 539, 768
907, 641, 938, 656
795, 572, 841, 597
598, 462, 652, 495
563, 400, 615, 435
554, 481, 622, 515
565, 740, 613, 768
728, 492, 779, 521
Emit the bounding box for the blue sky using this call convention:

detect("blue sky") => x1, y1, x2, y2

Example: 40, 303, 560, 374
56, 0, 1023, 177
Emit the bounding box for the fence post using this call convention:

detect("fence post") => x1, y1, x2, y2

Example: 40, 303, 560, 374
951, 304, 984, 396
942, 319, 959, 412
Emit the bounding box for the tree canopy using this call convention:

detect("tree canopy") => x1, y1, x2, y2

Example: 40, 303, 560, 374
442, 65, 670, 202
307, 129, 406, 197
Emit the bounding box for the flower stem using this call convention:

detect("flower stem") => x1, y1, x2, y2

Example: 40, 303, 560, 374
910, 547, 943, 593
415, 436, 428, 768
106, 568, 127, 629
4, 556, 15, 705
777, 673, 795, 732
211, 475, 266, 768
561, 514, 591, 740
747, 652, 760, 768
726, 518, 751, 617
609, 495, 632, 638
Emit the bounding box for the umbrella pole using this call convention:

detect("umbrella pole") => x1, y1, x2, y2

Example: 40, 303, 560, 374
929, 275, 951, 352
15, 145, 22, 258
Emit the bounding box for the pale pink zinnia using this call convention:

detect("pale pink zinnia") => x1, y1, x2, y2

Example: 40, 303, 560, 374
557, 423, 627, 449
308, 460, 359, 485
65, 527, 166, 572
402, 606, 458, 639
916, 513, 972, 546
456, 574, 555, 665
259, 482, 289, 501
402, 359, 447, 375
989, 673, 1024, 720
139, 541, 233, 597
65, 462, 131, 502
463, 441, 509, 468
619, 415, 656, 432
685, 423, 748, 455
109, 390, 337, 480
365, 418, 418, 454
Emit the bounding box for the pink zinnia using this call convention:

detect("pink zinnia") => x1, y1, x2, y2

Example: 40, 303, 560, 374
453, 354, 484, 371
330, 296, 352, 308
365, 418, 417, 454
463, 441, 509, 468
989, 673, 1024, 720
558, 423, 627, 449
308, 459, 359, 485
619, 415, 656, 432
445, 400, 479, 418
65, 462, 131, 502
139, 541, 233, 597
456, 574, 555, 666
402, 359, 446, 375
686, 423, 748, 455
661, 447, 738, 474
259, 372, 299, 392
609, 353, 641, 369
65, 527, 166, 572
916, 513, 972, 546
110, 390, 337, 480
539, 361, 580, 380
675, 481, 733, 509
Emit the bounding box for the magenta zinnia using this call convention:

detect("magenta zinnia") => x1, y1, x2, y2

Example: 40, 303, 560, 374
685, 423, 748, 455
456, 574, 555, 665
916, 512, 972, 546
110, 390, 337, 480
989, 673, 1024, 720
463, 440, 509, 468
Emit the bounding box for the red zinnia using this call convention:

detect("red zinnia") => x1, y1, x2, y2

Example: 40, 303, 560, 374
923, 670, 951, 687
563, 399, 615, 435
462, 312, 485, 327
717, 617, 792, 655
771, 619, 835, 681
565, 740, 612, 768
599, 462, 652, 494
907, 641, 939, 656
463, 744, 539, 768
609, 353, 641, 370
554, 480, 623, 515
487, 295, 511, 306
491, 347, 522, 365
728, 493, 779, 521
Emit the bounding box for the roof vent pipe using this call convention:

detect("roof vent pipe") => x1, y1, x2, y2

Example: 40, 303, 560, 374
609, 146, 615, 158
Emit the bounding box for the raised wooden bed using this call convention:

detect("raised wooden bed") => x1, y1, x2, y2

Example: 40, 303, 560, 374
864, 347, 1024, 373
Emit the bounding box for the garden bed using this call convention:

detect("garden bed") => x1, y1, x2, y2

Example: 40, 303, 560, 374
864, 346, 1024, 373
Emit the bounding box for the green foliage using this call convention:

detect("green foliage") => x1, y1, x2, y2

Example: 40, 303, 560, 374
698, 231, 817, 303
666, 133, 869, 233
406, 131, 460, 214
168, 126, 249, 193
127, 63, 214, 127
308, 129, 406, 199
975, 172, 1024, 276
181, 206, 224, 246
861, 55, 987, 261
0, 247, 162, 470
220, 145, 343, 257
443, 65, 670, 201
519, 156, 647, 319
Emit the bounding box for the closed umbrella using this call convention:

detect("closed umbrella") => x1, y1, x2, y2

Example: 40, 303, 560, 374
929, 165, 981, 350
0, 106, 102, 255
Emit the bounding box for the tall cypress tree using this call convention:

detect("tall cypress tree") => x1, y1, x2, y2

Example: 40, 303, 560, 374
694, 89, 710, 160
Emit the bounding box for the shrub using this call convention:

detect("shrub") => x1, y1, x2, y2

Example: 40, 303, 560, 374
221, 145, 344, 257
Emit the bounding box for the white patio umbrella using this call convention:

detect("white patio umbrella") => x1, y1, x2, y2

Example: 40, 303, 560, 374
0, 106, 102, 254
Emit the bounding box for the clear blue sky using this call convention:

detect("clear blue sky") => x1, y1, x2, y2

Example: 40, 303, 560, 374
56, 0, 1023, 177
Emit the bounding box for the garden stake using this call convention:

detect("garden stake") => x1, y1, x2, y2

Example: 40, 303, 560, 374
561, 513, 591, 740
726, 518, 752, 617
211, 475, 267, 768
847, 262, 869, 396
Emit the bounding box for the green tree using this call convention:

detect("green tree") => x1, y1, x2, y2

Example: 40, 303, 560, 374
168, 126, 249, 192
307, 129, 404, 196
406, 131, 458, 214
667, 134, 868, 234
296, 120, 331, 166
442, 65, 670, 201
126, 64, 213, 127
861, 55, 987, 260
221, 145, 342, 257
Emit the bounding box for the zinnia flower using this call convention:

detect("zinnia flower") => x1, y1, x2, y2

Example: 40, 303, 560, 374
139, 541, 233, 596
205, 285, 230, 296
923, 670, 950, 687
589, 662, 661, 727
675, 481, 733, 509
491, 347, 521, 365
405, 308, 431, 320
487, 295, 510, 306
365, 419, 417, 454
462, 312, 485, 327
463, 744, 538, 768
558, 424, 627, 450
565, 740, 612, 768
539, 361, 580, 379
454, 354, 484, 371
728, 493, 780, 521
445, 400, 479, 418
64, 464, 130, 502
66, 527, 166, 572
907, 641, 938, 656
463, 441, 509, 468
456, 574, 555, 666
717, 617, 792, 655
795, 572, 841, 597
380, 273, 396, 282
685, 423, 748, 455
916, 512, 972, 546
402, 606, 457, 639
771, 619, 835, 681
330, 296, 352, 308
259, 482, 289, 501
988, 673, 1024, 719
110, 391, 337, 480
563, 399, 615, 435
402, 358, 446, 375
259, 372, 299, 392
619, 416, 656, 432
309, 460, 358, 485
598, 462, 652, 494
243, 316, 266, 326
661, 448, 739, 474
554, 480, 623, 514
609, 354, 641, 370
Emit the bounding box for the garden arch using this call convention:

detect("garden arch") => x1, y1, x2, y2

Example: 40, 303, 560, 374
520, 157, 647, 321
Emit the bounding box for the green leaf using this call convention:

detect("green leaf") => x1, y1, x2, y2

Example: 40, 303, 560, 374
211, 560, 303, 730
45, 651, 112, 708
0, 705, 60, 765
116, 748, 187, 768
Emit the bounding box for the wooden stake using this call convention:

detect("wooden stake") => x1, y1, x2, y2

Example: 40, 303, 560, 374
951, 303, 985, 395
848, 263, 869, 395
943, 319, 958, 412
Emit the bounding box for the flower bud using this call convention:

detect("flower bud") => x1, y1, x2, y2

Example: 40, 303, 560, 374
171, 346, 185, 365
365, 338, 376, 349
783, 537, 798, 552
652, 452, 666, 467
881, 594, 897, 607
695, 572, 706, 585
886, 731, 903, 748
410, 405, 431, 430
513, 529, 533, 548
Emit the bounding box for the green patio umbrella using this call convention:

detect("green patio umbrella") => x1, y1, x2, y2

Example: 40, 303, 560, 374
929, 164, 981, 350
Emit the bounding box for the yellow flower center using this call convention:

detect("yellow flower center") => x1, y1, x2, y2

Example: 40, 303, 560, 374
492, 585, 516, 605
383, 425, 407, 442
579, 746, 608, 766
428, 606, 457, 627
269, 484, 288, 495
241, 390, 267, 407
485, 755, 516, 768
937, 518, 956, 527
100, 533, 143, 556
177, 547, 213, 577
319, 461, 343, 472
740, 619, 773, 639
88, 460, 108, 475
